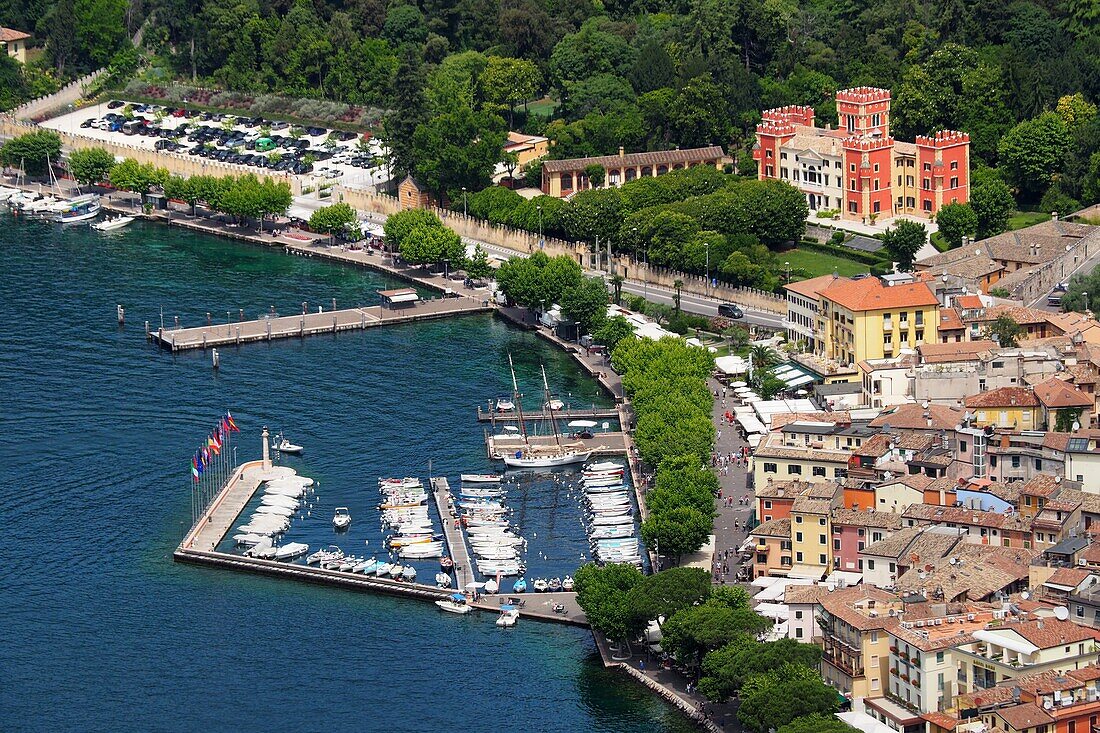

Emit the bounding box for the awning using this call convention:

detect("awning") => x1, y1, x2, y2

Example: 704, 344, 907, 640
785, 564, 826, 580
715, 355, 749, 375
387, 292, 419, 303
972, 629, 1039, 655
786, 373, 817, 388
736, 415, 767, 435
379, 288, 419, 304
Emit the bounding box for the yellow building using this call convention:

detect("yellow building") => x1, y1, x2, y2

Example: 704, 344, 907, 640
1, 27, 30, 64
788, 488, 842, 579
818, 276, 940, 365
816, 586, 903, 698
963, 387, 1042, 429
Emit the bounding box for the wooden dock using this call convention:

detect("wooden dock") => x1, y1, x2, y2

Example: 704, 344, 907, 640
486, 432, 629, 459
476, 405, 620, 423
431, 477, 474, 592
149, 297, 492, 351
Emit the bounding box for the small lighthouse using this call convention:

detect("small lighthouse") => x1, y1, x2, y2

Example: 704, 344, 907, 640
261, 425, 271, 470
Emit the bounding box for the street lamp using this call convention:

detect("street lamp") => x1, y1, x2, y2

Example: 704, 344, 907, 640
442, 257, 450, 280
462, 186, 467, 216
785, 260, 791, 284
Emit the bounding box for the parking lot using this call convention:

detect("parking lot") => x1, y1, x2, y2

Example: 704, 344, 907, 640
43, 100, 393, 190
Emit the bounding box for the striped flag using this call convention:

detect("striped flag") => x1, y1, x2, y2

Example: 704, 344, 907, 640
208, 433, 221, 455
191, 456, 200, 481
227, 412, 240, 432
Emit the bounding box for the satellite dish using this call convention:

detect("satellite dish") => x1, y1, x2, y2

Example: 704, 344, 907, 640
1054, 606, 1071, 621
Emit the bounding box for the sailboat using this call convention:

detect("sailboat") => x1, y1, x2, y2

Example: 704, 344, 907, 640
500, 357, 594, 468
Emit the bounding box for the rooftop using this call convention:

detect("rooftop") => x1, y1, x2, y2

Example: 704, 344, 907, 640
869, 402, 963, 431
784, 273, 841, 299
819, 277, 939, 312
0, 27, 30, 42
542, 146, 726, 173
918, 340, 997, 364
964, 386, 1040, 409
1032, 377, 1093, 409
750, 518, 791, 538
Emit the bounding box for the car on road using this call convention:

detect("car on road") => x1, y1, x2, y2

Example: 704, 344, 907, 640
718, 303, 744, 318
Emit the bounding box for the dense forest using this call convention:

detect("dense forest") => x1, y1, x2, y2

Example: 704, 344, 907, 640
2, 0, 1099, 207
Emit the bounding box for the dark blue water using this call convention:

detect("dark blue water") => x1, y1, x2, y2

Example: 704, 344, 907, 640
0, 217, 689, 733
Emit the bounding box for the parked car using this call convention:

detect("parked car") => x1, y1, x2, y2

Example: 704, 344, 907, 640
107, 100, 125, 109
718, 303, 744, 318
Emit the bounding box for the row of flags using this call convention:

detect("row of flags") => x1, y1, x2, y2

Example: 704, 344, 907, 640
191, 412, 239, 481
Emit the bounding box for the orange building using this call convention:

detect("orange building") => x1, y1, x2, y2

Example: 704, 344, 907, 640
753, 87, 970, 222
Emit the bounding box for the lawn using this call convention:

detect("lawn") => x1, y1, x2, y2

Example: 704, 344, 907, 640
782, 248, 873, 278
525, 97, 559, 116
1008, 210, 1051, 230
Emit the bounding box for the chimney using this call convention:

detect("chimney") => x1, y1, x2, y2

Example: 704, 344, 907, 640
618, 146, 625, 159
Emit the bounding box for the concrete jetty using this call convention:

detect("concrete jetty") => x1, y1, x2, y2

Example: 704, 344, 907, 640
431, 477, 474, 592
486, 432, 629, 459
149, 297, 492, 351
476, 405, 620, 423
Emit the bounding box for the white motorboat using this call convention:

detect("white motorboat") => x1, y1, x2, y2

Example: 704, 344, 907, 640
400, 545, 444, 559
261, 494, 300, 509
436, 594, 473, 614
401, 566, 417, 581
272, 432, 303, 454
435, 572, 452, 588
589, 515, 635, 526
544, 399, 565, 411
586, 461, 623, 473
306, 545, 343, 564
484, 579, 499, 594
233, 533, 266, 545
274, 542, 309, 561
374, 562, 394, 576
250, 543, 278, 560
353, 557, 376, 572
254, 504, 295, 517
92, 215, 135, 231
54, 194, 101, 222
562, 576, 575, 591
0, 186, 20, 201
495, 396, 515, 412
332, 507, 351, 531
496, 607, 519, 627
379, 477, 421, 489
388, 564, 405, 578
461, 474, 502, 483
532, 578, 549, 592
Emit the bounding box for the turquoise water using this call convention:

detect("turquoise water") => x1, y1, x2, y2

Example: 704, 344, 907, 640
0, 216, 691, 733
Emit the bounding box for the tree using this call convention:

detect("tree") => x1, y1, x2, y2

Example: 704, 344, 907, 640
983, 315, 1023, 347
1056, 93, 1098, 135
573, 562, 645, 641
935, 203, 978, 249
412, 101, 506, 201
560, 276, 610, 335
593, 316, 634, 352
737, 665, 840, 733
384, 209, 442, 250
108, 158, 168, 198
971, 169, 1015, 239
624, 567, 711, 625
699, 638, 823, 702
583, 163, 606, 189
998, 112, 1071, 199
0, 130, 62, 177
661, 599, 772, 664
465, 244, 493, 281
778, 714, 858, 733
634, 396, 715, 465
749, 345, 777, 372
609, 274, 624, 305
480, 56, 540, 126
724, 326, 749, 350
309, 203, 359, 236
400, 223, 464, 267
673, 279, 683, 312
882, 220, 927, 271
67, 147, 116, 186
640, 506, 712, 563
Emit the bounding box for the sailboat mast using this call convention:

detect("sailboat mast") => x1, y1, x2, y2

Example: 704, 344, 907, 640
508, 354, 528, 441
542, 364, 564, 449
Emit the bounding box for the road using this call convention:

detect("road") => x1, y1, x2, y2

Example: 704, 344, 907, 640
1028, 246, 1100, 311
618, 280, 786, 330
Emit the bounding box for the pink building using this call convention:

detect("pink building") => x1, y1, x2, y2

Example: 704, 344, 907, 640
831, 508, 902, 574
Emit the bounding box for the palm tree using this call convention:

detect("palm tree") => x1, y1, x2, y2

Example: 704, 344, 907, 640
673, 279, 683, 312
611, 274, 624, 305
750, 344, 777, 371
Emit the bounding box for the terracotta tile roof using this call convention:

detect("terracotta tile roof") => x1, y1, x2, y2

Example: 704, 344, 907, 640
1066, 363, 1099, 385
862, 525, 924, 558
1043, 432, 1074, 451
0, 27, 30, 42
1068, 665, 1100, 682
964, 386, 1040, 409
750, 518, 791, 538
818, 586, 902, 631
791, 496, 834, 514
977, 304, 1055, 327
784, 273, 840, 299
831, 508, 903, 530
955, 295, 984, 309
896, 544, 1035, 601
869, 403, 963, 430
820, 277, 939, 312
1033, 376, 1093, 408
854, 433, 891, 457
1007, 617, 1100, 648
903, 504, 1031, 532
993, 703, 1054, 730
1021, 473, 1066, 498
784, 584, 833, 604
917, 245, 1003, 279
1080, 543, 1100, 564
1044, 567, 1092, 589
897, 433, 936, 451
754, 478, 821, 499
921, 711, 958, 730
753, 442, 850, 463
542, 146, 726, 173
937, 306, 965, 331
919, 340, 997, 363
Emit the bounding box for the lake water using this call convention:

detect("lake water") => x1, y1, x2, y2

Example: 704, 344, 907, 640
0, 216, 690, 732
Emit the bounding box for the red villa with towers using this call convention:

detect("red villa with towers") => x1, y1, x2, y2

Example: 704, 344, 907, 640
753, 87, 969, 223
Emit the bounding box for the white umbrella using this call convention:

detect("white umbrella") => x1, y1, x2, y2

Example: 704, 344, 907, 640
731, 381, 747, 388
742, 396, 761, 403
795, 389, 808, 396
734, 386, 752, 394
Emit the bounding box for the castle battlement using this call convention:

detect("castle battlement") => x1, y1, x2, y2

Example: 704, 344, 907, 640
756, 121, 797, 137
836, 86, 892, 104
762, 105, 815, 126
842, 135, 895, 151
915, 130, 971, 148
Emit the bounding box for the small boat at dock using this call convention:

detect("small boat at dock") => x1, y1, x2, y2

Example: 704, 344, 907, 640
332, 507, 351, 531
306, 545, 343, 565
512, 577, 527, 593
562, 576, 575, 591
274, 542, 310, 561
92, 215, 135, 231
496, 606, 519, 627
461, 473, 502, 483
436, 593, 473, 614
